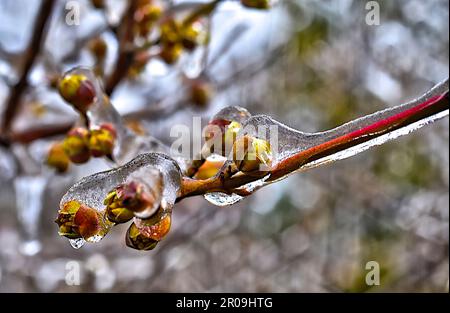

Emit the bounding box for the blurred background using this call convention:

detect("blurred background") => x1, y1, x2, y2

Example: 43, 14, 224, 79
0, 0, 448, 292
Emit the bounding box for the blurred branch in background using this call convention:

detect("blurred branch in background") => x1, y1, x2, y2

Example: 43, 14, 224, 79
0, 0, 56, 141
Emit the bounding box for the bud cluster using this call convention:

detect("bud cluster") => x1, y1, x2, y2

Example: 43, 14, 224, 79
46, 123, 116, 172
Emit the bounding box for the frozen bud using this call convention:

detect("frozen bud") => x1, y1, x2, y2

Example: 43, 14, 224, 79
241, 0, 270, 9
159, 43, 183, 65
232, 135, 272, 172
135, 213, 172, 241
55, 200, 100, 240
126, 213, 172, 250
88, 123, 116, 158
46, 142, 70, 173
62, 127, 90, 164
104, 179, 162, 220
103, 190, 135, 224
126, 223, 158, 251
205, 119, 241, 156
58, 73, 96, 113
190, 79, 213, 107
205, 119, 230, 142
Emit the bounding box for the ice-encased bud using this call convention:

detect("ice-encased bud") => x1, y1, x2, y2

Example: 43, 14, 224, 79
126, 212, 172, 251
63, 127, 90, 164
88, 123, 116, 158
126, 222, 159, 250
233, 135, 272, 172
58, 73, 96, 113
59, 153, 181, 227
104, 174, 163, 222
55, 200, 100, 240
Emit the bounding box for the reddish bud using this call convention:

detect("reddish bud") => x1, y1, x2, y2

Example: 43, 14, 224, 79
88, 124, 116, 158
55, 200, 100, 240
58, 73, 96, 113
62, 127, 90, 164
46, 142, 70, 173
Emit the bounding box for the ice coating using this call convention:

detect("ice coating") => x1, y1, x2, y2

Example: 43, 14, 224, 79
235, 79, 449, 178
61, 67, 170, 165
203, 175, 269, 206
212, 105, 252, 123
60, 153, 182, 214
69, 238, 86, 249
204, 192, 243, 206
298, 109, 449, 173
206, 79, 448, 204
235, 114, 318, 162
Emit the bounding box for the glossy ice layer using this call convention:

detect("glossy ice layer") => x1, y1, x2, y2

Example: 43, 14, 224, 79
205, 79, 448, 205
61, 153, 182, 213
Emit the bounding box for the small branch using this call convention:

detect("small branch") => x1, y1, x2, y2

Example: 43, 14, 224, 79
104, 0, 137, 95
9, 122, 74, 144
0, 0, 55, 137
178, 161, 262, 200
269, 79, 449, 181
177, 79, 449, 200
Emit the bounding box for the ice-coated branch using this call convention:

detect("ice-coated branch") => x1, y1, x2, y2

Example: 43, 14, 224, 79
56, 78, 448, 251
179, 79, 448, 200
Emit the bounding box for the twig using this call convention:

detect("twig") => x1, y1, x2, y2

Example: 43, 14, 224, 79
9, 122, 74, 144
104, 0, 137, 95
177, 79, 449, 200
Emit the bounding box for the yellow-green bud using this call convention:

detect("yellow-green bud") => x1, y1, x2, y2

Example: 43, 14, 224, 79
58, 73, 96, 113
46, 142, 70, 172
62, 127, 90, 164
232, 135, 272, 172
88, 123, 116, 158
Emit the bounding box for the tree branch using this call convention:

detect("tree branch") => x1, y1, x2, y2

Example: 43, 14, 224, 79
0, 0, 56, 137
178, 79, 449, 200
104, 0, 137, 95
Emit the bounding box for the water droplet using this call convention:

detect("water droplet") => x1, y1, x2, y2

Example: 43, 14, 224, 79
86, 234, 103, 243
204, 192, 243, 206
241, 175, 269, 192
69, 238, 86, 249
